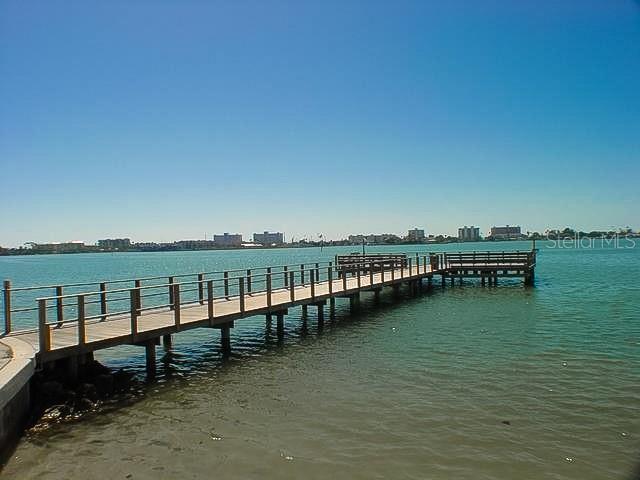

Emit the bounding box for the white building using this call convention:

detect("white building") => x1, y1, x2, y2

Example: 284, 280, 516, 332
253, 231, 284, 245
458, 226, 480, 242
213, 233, 243, 247
407, 228, 426, 242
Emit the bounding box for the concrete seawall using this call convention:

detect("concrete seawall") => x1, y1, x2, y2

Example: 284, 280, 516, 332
0, 337, 36, 454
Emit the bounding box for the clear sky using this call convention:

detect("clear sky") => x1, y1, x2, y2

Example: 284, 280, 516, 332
1, 1, 639, 246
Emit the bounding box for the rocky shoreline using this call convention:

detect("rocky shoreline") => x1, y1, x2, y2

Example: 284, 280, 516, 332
28, 360, 139, 431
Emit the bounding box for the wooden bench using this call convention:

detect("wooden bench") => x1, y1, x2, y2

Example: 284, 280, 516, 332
335, 254, 407, 277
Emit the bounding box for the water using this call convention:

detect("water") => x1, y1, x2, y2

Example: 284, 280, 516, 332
1, 241, 639, 479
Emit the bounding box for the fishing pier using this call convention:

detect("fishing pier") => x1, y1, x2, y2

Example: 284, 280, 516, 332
2, 250, 536, 377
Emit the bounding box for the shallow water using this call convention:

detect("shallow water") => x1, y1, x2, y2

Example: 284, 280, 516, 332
1, 241, 639, 479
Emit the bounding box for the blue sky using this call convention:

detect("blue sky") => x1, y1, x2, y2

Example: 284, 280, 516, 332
1, 1, 639, 246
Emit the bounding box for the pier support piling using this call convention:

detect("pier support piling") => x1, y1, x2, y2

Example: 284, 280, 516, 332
220, 324, 231, 354
66, 355, 79, 383
145, 340, 157, 378
83, 351, 94, 365
349, 293, 360, 313
317, 303, 324, 327
162, 334, 172, 350
525, 271, 535, 286
276, 312, 285, 337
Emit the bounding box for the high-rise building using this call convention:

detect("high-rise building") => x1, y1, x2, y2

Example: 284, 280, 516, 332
97, 238, 131, 250
458, 226, 480, 242
213, 233, 243, 247
253, 231, 284, 245
407, 228, 426, 242
489, 225, 523, 240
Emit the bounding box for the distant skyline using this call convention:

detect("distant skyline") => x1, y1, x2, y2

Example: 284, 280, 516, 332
1, 1, 639, 248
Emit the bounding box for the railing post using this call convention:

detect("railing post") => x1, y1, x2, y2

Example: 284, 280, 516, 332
173, 283, 181, 328
3, 280, 11, 334
401, 259, 405, 278
310, 269, 316, 298
289, 271, 295, 301
328, 266, 333, 295
408, 258, 413, 276
357, 267, 361, 288
77, 294, 86, 345
224, 272, 230, 299
130, 289, 138, 337
99, 282, 107, 321
267, 272, 272, 307
198, 273, 204, 304
168, 276, 175, 310
391, 263, 395, 281
134, 280, 142, 315
284, 266, 289, 287
239, 277, 245, 313
300, 264, 305, 285
423, 256, 427, 273
416, 256, 420, 275
381, 262, 385, 283
246, 269, 252, 294
369, 262, 374, 285
207, 280, 214, 321
315, 263, 320, 283
56, 285, 63, 328
38, 299, 51, 352
342, 268, 347, 291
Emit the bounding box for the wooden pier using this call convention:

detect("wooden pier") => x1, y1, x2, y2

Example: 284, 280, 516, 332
2, 250, 536, 376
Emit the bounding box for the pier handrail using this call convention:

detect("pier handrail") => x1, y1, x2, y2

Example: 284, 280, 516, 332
6, 255, 441, 336
3, 249, 537, 337
33, 258, 434, 352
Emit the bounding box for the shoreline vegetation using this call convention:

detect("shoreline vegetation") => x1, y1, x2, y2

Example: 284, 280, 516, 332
1, 228, 637, 256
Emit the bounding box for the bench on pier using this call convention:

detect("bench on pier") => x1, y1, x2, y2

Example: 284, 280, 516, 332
444, 251, 536, 276
335, 254, 407, 277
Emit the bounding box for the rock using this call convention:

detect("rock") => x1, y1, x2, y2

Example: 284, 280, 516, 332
40, 380, 64, 399
75, 397, 95, 411
42, 404, 71, 421
61, 389, 77, 404
501, 420, 511, 426
113, 369, 134, 392
84, 360, 111, 377
77, 383, 99, 402
94, 374, 114, 397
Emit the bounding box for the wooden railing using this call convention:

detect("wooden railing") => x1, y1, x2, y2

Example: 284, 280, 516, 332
1, 249, 535, 342
444, 251, 536, 269
2, 255, 440, 340
335, 253, 444, 276
31, 258, 436, 354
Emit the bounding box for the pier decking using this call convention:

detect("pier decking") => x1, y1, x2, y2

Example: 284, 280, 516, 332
2, 250, 536, 376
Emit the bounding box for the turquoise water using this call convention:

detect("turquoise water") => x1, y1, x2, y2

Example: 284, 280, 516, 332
1, 241, 639, 479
